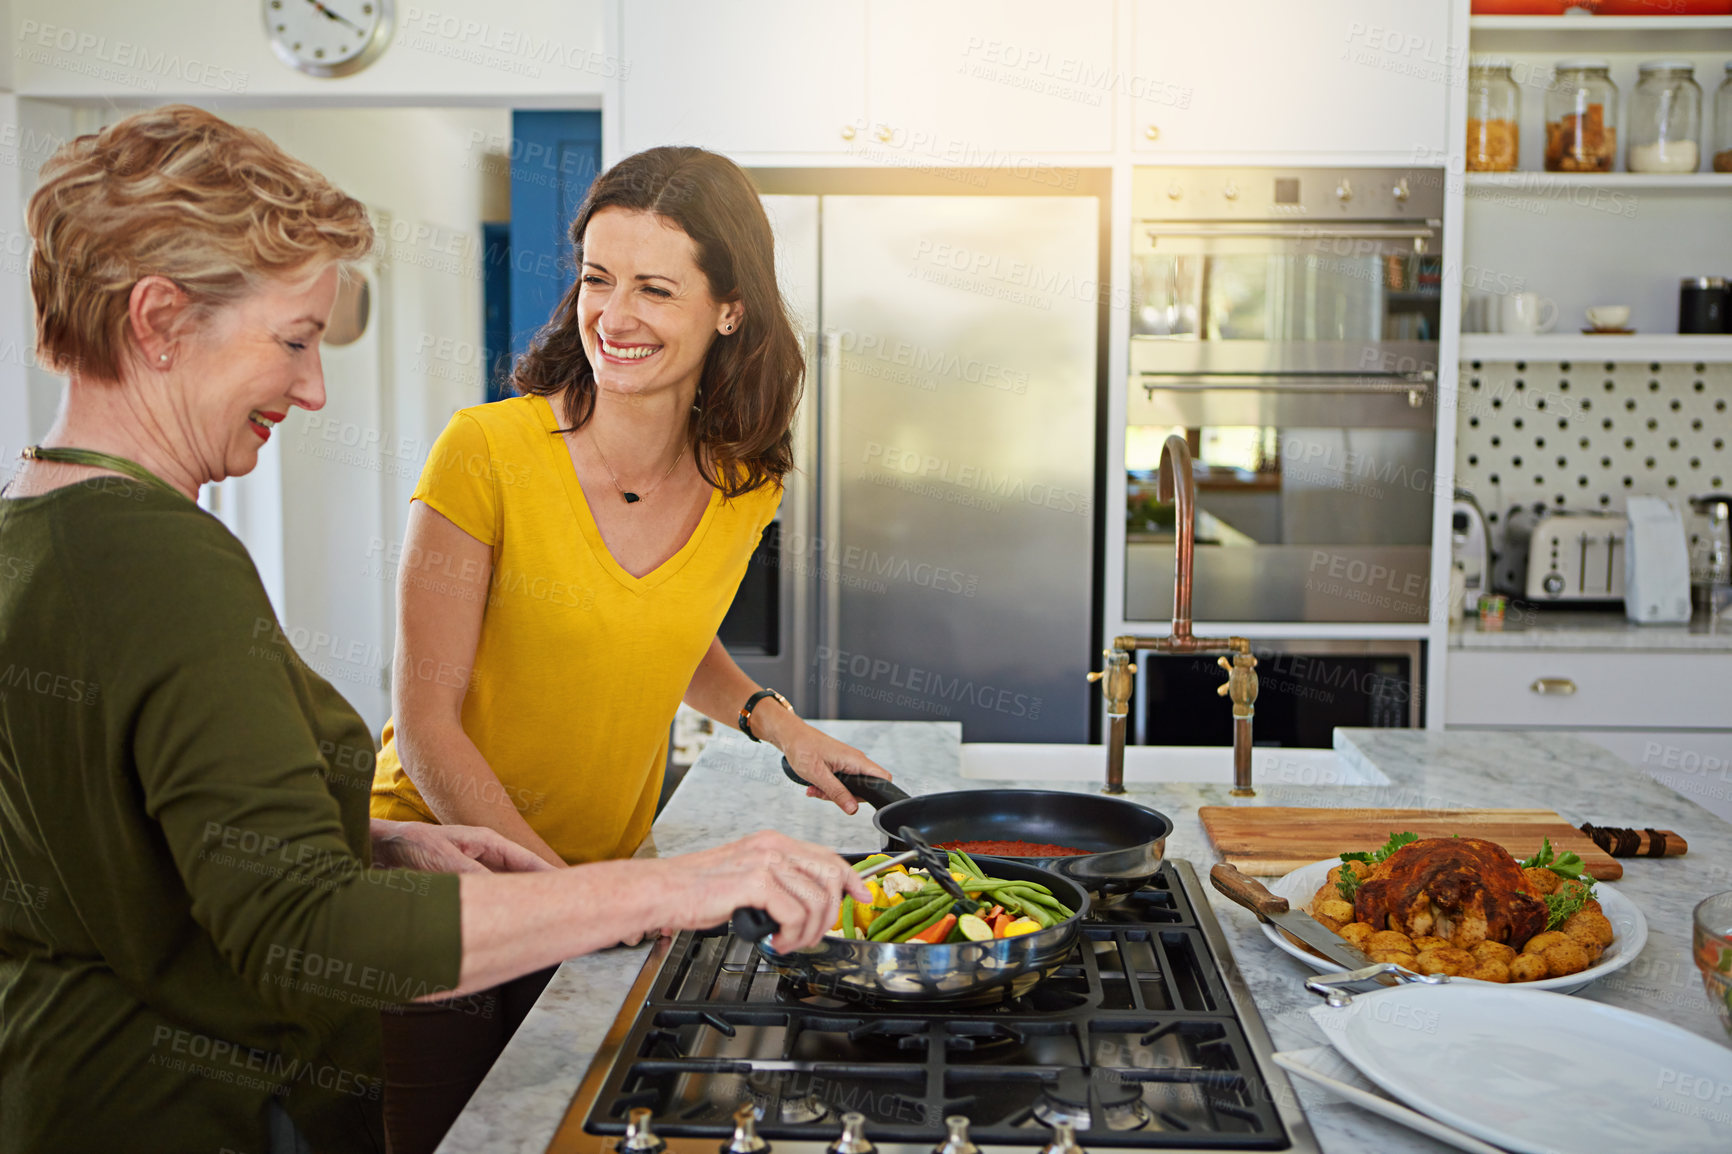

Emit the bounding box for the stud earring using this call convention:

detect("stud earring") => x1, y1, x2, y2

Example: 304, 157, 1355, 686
724, 322, 734, 333
159, 353, 169, 363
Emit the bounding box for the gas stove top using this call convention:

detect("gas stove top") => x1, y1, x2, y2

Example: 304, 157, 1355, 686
548, 860, 1318, 1154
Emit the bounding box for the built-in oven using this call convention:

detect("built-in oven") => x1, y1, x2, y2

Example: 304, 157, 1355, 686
1126, 166, 1444, 624
1136, 638, 1424, 748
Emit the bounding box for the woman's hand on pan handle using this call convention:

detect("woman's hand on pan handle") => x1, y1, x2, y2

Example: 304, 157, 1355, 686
652, 831, 871, 952
680, 639, 891, 815
763, 716, 892, 816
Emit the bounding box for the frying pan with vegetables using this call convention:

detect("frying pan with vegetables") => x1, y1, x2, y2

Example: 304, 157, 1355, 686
779, 759, 1174, 900
739, 851, 1090, 1003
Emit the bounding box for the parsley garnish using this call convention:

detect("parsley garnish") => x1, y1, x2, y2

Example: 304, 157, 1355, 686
1334, 862, 1360, 902
1335, 832, 1417, 901
1520, 838, 1589, 882
1340, 831, 1419, 867
1544, 879, 1596, 930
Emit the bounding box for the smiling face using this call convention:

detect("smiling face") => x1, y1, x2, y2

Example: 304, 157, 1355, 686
576, 207, 740, 404
175, 265, 337, 483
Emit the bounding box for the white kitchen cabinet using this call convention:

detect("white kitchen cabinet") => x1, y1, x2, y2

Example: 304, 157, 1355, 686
618, 1, 867, 155
1129, 0, 1451, 155
619, 1, 1113, 157
1445, 650, 1732, 730
864, 1, 1115, 156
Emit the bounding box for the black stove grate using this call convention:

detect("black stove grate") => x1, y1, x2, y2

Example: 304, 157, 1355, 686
581, 864, 1290, 1149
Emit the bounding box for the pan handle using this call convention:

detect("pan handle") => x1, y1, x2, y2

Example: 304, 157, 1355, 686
731, 907, 780, 942
780, 757, 912, 810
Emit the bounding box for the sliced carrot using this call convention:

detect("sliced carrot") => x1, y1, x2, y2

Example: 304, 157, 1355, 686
991, 913, 1013, 937
910, 913, 958, 944
986, 905, 1004, 920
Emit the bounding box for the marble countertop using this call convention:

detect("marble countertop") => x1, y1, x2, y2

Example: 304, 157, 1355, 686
1451, 604, 1732, 650
438, 723, 1732, 1154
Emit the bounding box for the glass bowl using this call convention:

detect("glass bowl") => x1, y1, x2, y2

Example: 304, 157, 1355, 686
1692, 892, 1732, 1041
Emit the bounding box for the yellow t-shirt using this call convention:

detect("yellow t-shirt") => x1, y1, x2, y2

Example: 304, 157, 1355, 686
369, 395, 780, 864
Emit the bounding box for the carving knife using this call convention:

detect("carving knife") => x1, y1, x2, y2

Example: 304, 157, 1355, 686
1209, 862, 1385, 973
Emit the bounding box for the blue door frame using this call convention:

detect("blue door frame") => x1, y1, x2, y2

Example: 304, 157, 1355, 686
501, 110, 602, 398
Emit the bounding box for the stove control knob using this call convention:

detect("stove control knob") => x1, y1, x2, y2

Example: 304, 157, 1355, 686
932, 1116, 980, 1154
828, 1111, 875, 1154
1335, 179, 1354, 203
724, 1104, 770, 1154
622, 1109, 667, 1154
1040, 1120, 1087, 1154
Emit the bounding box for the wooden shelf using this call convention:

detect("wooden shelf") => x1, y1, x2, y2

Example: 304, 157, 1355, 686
1466, 172, 1732, 193
1470, 14, 1732, 51
1460, 333, 1732, 363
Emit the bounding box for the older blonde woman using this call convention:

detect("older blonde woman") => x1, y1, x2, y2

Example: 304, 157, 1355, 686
0, 105, 864, 1154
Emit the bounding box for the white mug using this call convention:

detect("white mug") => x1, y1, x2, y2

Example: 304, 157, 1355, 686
1501, 292, 1558, 335
1585, 304, 1630, 330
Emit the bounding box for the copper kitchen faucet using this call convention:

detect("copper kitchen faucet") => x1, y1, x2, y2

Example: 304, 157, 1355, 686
1090, 434, 1260, 796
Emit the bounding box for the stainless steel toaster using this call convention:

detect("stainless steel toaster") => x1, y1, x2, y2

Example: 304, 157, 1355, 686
1527, 512, 1626, 601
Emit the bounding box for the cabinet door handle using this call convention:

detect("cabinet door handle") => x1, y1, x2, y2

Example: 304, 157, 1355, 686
1145, 124, 1161, 141
840, 125, 857, 141
1530, 678, 1577, 696
874, 124, 893, 144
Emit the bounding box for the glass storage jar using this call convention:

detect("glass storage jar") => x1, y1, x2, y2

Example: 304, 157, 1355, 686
1546, 59, 1618, 173
1715, 62, 1732, 173
1467, 59, 1520, 171
1629, 61, 1702, 174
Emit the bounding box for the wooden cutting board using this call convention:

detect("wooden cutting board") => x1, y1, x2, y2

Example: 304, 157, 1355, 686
1198, 807, 1623, 881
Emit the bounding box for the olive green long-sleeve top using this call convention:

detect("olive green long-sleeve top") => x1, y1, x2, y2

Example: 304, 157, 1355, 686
0, 475, 462, 1154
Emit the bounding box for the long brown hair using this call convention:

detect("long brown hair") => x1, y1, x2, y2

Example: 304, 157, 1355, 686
513, 147, 799, 498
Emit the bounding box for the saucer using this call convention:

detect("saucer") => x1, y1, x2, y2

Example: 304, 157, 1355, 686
1582, 326, 1636, 335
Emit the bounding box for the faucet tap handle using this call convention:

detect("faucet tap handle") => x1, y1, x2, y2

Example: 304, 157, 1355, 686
1216, 653, 1259, 717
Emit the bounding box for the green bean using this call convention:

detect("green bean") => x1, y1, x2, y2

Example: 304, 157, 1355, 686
956, 850, 987, 878
883, 899, 950, 942
991, 885, 1072, 922
890, 903, 954, 944
867, 894, 946, 941
1004, 883, 1069, 910
841, 896, 857, 940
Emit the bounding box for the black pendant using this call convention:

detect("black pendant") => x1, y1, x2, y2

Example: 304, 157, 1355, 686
622, 492, 641, 503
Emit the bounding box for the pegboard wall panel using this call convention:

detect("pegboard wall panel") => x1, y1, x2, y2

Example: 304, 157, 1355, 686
1454, 358, 1732, 548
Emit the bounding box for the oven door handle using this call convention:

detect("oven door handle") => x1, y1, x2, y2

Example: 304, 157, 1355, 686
1138, 373, 1433, 408
1138, 372, 1434, 390
1143, 223, 1438, 241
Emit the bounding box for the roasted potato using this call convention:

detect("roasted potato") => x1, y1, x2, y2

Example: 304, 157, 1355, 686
1416, 947, 1475, 977
1539, 940, 1593, 977
1313, 898, 1355, 930
1337, 922, 1375, 948
1465, 959, 1511, 983
1510, 953, 1549, 982
1562, 909, 1614, 952
1521, 930, 1570, 956
1369, 930, 1415, 954
1369, 950, 1417, 970
1521, 866, 1563, 896
1470, 940, 1517, 966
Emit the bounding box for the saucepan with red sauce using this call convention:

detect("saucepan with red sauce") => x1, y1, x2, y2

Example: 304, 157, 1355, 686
779, 759, 1174, 900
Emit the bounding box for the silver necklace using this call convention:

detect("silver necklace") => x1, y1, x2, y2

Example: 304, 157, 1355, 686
587, 427, 685, 504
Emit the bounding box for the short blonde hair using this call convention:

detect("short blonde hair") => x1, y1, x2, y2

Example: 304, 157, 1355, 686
27, 104, 374, 382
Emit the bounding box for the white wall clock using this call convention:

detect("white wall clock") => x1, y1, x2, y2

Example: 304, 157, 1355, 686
262, 0, 393, 78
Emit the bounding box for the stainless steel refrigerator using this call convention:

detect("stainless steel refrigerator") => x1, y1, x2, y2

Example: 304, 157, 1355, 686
723, 194, 1099, 742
